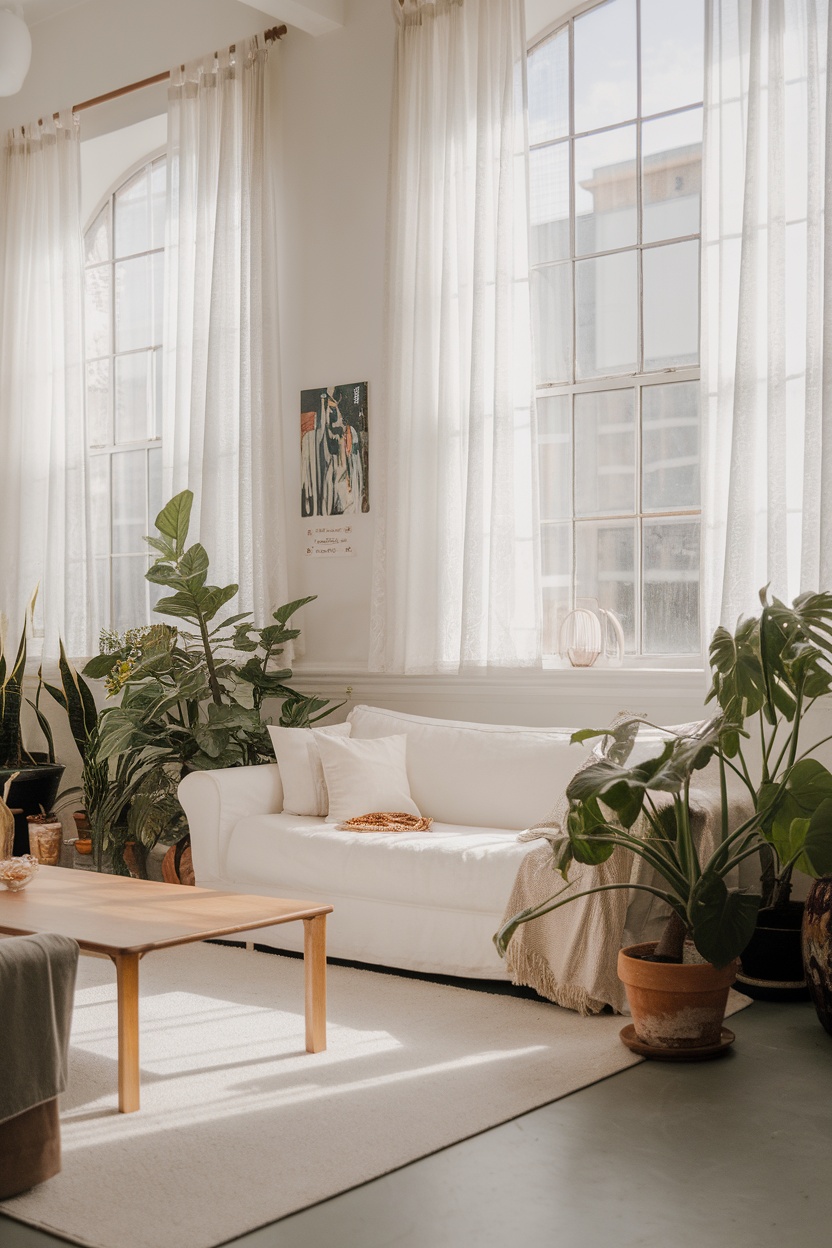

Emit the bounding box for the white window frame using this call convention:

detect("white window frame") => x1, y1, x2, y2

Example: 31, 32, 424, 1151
83, 148, 166, 637
529, 0, 704, 666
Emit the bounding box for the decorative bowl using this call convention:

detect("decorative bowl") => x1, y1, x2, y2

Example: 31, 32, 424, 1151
0, 855, 39, 891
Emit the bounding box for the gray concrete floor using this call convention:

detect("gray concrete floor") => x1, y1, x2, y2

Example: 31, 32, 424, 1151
1, 999, 829, 1248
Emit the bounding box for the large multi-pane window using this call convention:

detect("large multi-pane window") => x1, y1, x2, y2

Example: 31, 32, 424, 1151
83, 156, 166, 635
529, 0, 704, 657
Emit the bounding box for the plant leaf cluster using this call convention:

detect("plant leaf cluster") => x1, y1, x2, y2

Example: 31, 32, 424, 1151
496, 587, 832, 968
84, 490, 341, 775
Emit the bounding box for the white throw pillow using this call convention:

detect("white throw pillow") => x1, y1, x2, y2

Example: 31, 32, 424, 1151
314, 731, 421, 823
268, 722, 352, 817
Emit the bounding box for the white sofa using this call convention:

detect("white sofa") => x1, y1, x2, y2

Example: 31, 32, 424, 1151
179, 704, 679, 979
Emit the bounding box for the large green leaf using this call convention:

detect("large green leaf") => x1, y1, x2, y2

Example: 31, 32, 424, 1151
83, 652, 122, 679
707, 615, 767, 724
760, 759, 832, 858
774, 799, 832, 878
154, 490, 193, 554
178, 543, 210, 586
690, 872, 761, 967
273, 596, 317, 625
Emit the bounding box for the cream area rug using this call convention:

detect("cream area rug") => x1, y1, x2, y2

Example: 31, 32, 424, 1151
1, 942, 751, 1248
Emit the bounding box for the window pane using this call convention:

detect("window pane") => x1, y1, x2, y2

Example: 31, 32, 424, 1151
115, 256, 153, 352
538, 395, 571, 520
114, 167, 150, 259
153, 347, 163, 440
575, 125, 636, 255
111, 450, 147, 554
152, 249, 164, 345
576, 250, 637, 378
115, 352, 152, 444
85, 205, 110, 265
640, 0, 704, 118
528, 27, 569, 146
150, 158, 166, 251
574, 0, 637, 134
530, 143, 570, 265
86, 359, 110, 448
642, 518, 700, 654
88, 455, 110, 557
532, 263, 572, 384
112, 556, 148, 632
148, 445, 163, 529
642, 240, 699, 370
541, 525, 572, 656
642, 381, 700, 512
85, 265, 111, 359
575, 519, 636, 651
642, 109, 702, 244
575, 389, 635, 516
92, 557, 109, 639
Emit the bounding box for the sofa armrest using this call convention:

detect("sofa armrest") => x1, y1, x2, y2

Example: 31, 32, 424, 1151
178, 764, 284, 884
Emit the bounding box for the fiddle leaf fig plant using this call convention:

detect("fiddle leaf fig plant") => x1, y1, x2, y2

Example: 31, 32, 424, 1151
84, 490, 342, 773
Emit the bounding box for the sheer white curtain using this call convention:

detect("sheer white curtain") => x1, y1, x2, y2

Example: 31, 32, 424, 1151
369, 0, 539, 674
702, 0, 832, 639
0, 113, 89, 657
163, 37, 286, 620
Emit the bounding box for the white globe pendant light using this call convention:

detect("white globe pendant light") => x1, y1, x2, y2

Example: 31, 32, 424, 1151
0, 5, 33, 97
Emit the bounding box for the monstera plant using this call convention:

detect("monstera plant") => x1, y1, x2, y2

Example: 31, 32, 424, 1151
495, 713, 765, 970
495, 588, 832, 1044
706, 588, 832, 995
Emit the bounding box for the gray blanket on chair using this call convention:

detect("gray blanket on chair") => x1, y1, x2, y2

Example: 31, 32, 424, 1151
0, 933, 80, 1123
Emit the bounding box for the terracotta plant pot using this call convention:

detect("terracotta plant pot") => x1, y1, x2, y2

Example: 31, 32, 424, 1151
802, 877, 832, 1038
26, 817, 63, 867
71, 812, 92, 856
162, 837, 195, 886
617, 942, 737, 1050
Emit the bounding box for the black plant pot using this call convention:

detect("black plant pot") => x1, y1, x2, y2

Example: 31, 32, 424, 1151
0, 760, 66, 857
737, 901, 810, 1001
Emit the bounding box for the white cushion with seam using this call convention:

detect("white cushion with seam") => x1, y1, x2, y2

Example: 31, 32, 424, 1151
346, 705, 585, 830
267, 721, 351, 817
314, 731, 420, 823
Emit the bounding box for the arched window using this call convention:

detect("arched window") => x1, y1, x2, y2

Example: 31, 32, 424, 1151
529, 0, 704, 658
83, 155, 166, 636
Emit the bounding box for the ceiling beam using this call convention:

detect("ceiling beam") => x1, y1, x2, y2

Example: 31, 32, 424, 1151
238, 0, 344, 37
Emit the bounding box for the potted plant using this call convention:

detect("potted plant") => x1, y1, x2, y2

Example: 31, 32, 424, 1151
82, 490, 343, 879
495, 714, 769, 1055
37, 641, 100, 857
0, 594, 65, 855
707, 588, 832, 999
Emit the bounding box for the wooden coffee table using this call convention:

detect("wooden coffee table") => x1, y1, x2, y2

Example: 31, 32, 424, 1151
0, 866, 332, 1114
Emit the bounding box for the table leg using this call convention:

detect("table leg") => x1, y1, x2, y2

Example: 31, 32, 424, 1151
303, 914, 327, 1053
113, 952, 141, 1113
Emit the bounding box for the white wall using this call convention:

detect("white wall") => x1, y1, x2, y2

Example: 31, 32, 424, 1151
2, 0, 717, 729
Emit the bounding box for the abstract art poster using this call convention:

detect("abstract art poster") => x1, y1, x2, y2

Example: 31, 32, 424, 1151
300, 381, 369, 516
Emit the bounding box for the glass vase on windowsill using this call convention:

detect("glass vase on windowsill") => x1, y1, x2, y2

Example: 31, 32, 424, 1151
558, 601, 624, 669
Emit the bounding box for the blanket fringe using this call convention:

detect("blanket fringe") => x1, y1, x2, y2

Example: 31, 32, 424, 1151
505, 944, 613, 1017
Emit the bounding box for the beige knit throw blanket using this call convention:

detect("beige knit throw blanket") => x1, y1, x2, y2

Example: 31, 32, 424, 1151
501, 771, 755, 1016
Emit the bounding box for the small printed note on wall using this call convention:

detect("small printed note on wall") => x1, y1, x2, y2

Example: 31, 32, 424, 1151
305, 523, 355, 557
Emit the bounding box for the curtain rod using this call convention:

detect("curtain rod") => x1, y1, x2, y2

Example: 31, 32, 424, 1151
40, 25, 287, 126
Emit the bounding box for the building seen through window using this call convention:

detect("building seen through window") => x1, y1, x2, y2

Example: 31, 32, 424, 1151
529, 0, 704, 657
83, 155, 166, 635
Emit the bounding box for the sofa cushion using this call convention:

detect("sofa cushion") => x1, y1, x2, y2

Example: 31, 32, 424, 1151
224, 813, 533, 915
346, 705, 587, 830
268, 721, 351, 817
315, 732, 421, 821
